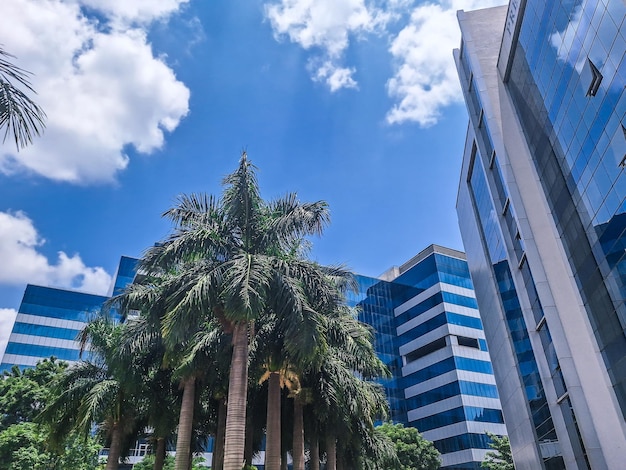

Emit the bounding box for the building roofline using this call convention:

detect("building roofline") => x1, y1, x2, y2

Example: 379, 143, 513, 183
379, 245, 467, 280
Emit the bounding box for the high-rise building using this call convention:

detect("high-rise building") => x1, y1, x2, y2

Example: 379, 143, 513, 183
455, 2, 626, 469
353, 245, 506, 470
0, 256, 136, 372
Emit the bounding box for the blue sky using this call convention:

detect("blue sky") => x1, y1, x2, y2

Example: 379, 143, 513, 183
0, 0, 506, 350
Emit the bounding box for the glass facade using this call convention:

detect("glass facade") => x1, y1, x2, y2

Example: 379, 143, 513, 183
353, 246, 506, 469
469, 153, 565, 468
0, 257, 137, 372
456, 2, 626, 467
507, 0, 626, 418
349, 275, 407, 423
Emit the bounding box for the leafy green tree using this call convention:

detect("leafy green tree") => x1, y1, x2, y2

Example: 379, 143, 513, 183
0, 358, 100, 470
482, 433, 514, 470
0, 46, 46, 149
0, 418, 100, 470
54, 432, 102, 470
0, 422, 54, 470
0, 358, 66, 430
365, 423, 440, 470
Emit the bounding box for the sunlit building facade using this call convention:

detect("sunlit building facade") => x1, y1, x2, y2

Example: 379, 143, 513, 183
354, 245, 506, 470
0, 256, 137, 372
455, 2, 626, 469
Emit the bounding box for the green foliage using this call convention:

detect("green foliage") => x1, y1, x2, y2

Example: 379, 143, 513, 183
132, 455, 206, 470
0, 46, 47, 150
0, 422, 53, 470
55, 432, 102, 470
0, 358, 101, 470
0, 358, 66, 430
366, 423, 441, 470
481, 433, 514, 470
0, 422, 100, 470
132, 454, 175, 470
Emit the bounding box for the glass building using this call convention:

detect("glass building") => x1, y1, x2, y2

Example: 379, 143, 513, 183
455, 2, 626, 469
353, 245, 506, 470
0, 256, 137, 372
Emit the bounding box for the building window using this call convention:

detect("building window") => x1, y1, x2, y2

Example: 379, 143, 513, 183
457, 336, 480, 349
584, 58, 603, 97
405, 337, 447, 363
502, 197, 510, 215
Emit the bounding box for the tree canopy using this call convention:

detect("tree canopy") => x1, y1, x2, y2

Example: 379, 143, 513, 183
0, 358, 101, 470
365, 422, 441, 470
481, 432, 514, 470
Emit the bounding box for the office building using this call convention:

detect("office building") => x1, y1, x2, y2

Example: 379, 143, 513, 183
455, 1, 626, 469
354, 245, 507, 469
0, 256, 137, 372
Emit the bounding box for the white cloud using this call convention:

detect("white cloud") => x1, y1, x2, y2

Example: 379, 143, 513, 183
309, 59, 358, 91
0, 0, 190, 183
0, 211, 112, 295
0, 308, 18, 361
76, 0, 190, 24
265, 0, 395, 91
386, 0, 508, 126
265, 0, 508, 120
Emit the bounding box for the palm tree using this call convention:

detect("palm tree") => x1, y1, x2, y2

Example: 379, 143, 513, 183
300, 306, 391, 470
250, 264, 356, 470
0, 47, 45, 149
41, 317, 142, 470
111, 268, 231, 470
141, 152, 332, 470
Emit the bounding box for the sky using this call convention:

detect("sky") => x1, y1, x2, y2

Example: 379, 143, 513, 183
0, 0, 508, 355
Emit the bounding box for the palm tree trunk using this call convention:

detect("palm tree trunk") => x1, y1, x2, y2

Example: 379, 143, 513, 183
105, 422, 122, 470
309, 431, 320, 470
224, 322, 249, 470
292, 397, 304, 470
175, 376, 196, 470
213, 398, 227, 470
154, 437, 166, 470
265, 371, 281, 470
326, 431, 336, 470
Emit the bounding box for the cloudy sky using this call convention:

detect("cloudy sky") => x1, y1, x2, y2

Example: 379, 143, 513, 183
0, 0, 507, 355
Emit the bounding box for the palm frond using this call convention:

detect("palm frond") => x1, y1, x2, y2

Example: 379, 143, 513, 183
222, 151, 263, 247
77, 379, 120, 431
0, 47, 45, 149
264, 194, 330, 248
222, 254, 269, 321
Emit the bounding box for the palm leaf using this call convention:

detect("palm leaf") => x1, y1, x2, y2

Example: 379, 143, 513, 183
0, 47, 45, 149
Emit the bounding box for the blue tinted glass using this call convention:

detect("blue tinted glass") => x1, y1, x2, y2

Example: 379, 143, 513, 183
12, 322, 81, 341
5, 342, 81, 362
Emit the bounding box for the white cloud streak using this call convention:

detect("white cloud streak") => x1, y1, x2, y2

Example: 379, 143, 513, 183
0, 0, 190, 183
0, 211, 112, 295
